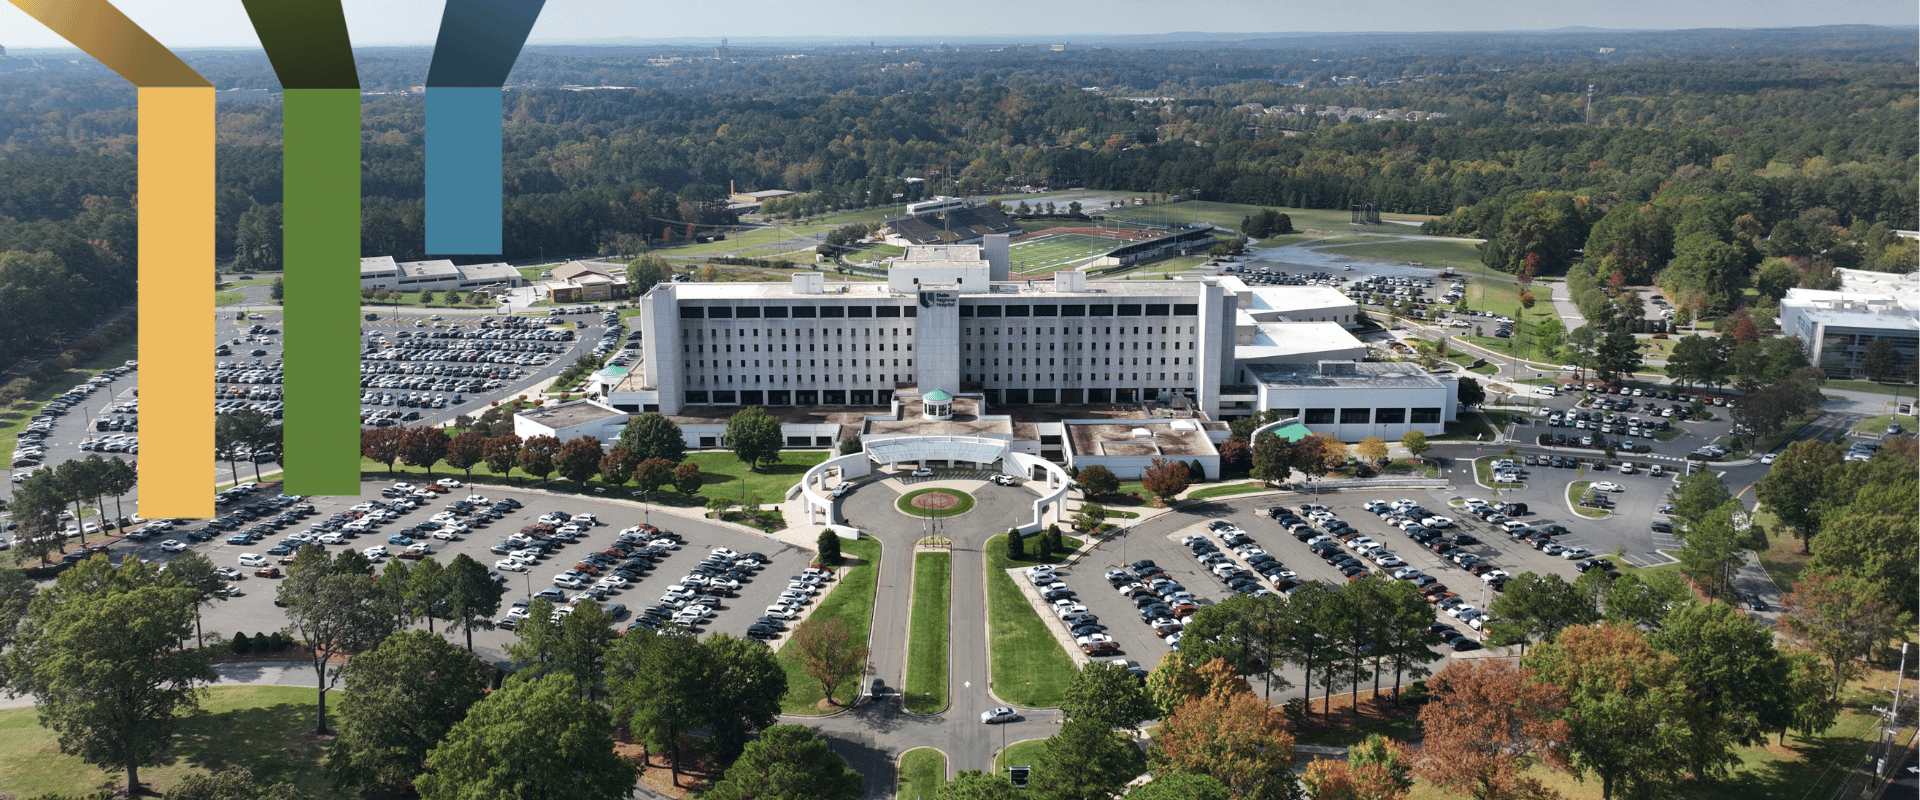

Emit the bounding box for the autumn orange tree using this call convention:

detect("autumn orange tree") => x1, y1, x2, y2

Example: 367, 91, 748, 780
1414, 659, 1569, 800
1301, 733, 1414, 800
1141, 457, 1190, 504
1154, 687, 1301, 800
1777, 569, 1900, 699
1144, 653, 1250, 719
1523, 623, 1691, 800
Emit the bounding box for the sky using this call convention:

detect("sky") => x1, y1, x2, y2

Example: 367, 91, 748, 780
0, 0, 1914, 51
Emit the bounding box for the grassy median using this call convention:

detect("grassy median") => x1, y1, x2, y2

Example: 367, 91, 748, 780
777, 535, 880, 715
898, 747, 947, 800
905, 551, 951, 714
983, 533, 1079, 708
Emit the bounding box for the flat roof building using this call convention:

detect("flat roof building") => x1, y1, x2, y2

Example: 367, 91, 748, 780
360, 256, 524, 294
1780, 269, 1920, 379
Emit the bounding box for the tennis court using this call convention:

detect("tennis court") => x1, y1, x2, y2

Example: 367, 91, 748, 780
1007, 229, 1144, 275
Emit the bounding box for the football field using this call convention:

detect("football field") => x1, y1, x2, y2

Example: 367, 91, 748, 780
1007, 231, 1134, 275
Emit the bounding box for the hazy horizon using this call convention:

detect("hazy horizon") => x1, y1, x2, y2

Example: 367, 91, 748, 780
1, 0, 1913, 52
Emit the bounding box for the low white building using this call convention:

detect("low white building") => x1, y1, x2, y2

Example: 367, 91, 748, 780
1779, 269, 1920, 379
360, 256, 524, 294
512, 399, 629, 444
1249, 360, 1459, 440
1064, 418, 1220, 480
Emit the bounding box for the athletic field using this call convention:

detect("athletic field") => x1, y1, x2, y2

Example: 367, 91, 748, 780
1007, 228, 1157, 276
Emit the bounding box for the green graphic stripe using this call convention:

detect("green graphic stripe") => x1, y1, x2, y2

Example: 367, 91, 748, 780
281, 88, 362, 495
239, 0, 359, 88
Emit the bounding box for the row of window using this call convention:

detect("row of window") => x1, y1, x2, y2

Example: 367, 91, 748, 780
966, 357, 1191, 367
686, 359, 913, 369
961, 303, 1197, 318
965, 373, 1195, 384
682, 305, 915, 319
687, 373, 913, 385
966, 342, 1185, 352
681, 327, 915, 338
686, 342, 914, 353
678, 302, 1199, 320
1279, 408, 1443, 425
964, 326, 1194, 337
678, 387, 1170, 407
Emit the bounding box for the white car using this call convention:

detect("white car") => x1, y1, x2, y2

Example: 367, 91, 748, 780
711, 547, 740, 559
1759, 453, 1777, 465
1446, 604, 1478, 619
911, 468, 934, 477
553, 575, 584, 589
1422, 516, 1455, 529
981, 707, 1019, 724
1024, 565, 1056, 580
1593, 481, 1623, 492
435, 478, 462, 488
572, 513, 598, 526
1481, 569, 1512, 583
596, 575, 630, 589
495, 559, 527, 572
392, 482, 415, 492
363, 546, 388, 560
159, 539, 187, 552
1559, 547, 1592, 560
1180, 534, 1210, 546
318, 532, 348, 545
764, 604, 800, 619
464, 495, 491, 505
237, 553, 267, 567
1391, 567, 1425, 581
431, 528, 461, 541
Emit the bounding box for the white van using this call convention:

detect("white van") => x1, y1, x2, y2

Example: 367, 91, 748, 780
1535, 385, 1560, 396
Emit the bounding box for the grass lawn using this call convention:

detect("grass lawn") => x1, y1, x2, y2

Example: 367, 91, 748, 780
357, 449, 828, 511
905, 552, 951, 714
1652, 426, 1690, 442
1822, 378, 1918, 397
1849, 413, 1901, 434
0, 335, 140, 459
1566, 481, 1609, 518
213, 290, 248, 306
1293, 714, 1425, 747
983, 533, 1080, 708
896, 488, 976, 518
651, 226, 833, 258
778, 536, 880, 715
1752, 506, 1811, 590
898, 747, 947, 800
1433, 412, 1499, 442
1186, 482, 1268, 500
993, 738, 1049, 773
0, 685, 326, 797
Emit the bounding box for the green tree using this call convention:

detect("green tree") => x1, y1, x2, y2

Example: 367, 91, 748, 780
1062, 660, 1157, 731
1456, 376, 1485, 407
1665, 334, 1728, 388
1487, 572, 1600, 652
160, 550, 226, 649
417, 288, 435, 304
1482, 191, 1583, 276
722, 406, 784, 470
703, 633, 789, 761
837, 434, 863, 455
625, 255, 668, 293
1591, 327, 1643, 382
1126, 774, 1232, 800
1031, 718, 1148, 800
555, 601, 617, 699
507, 599, 562, 675
415, 673, 635, 800
4, 557, 214, 795
441, 553, 506, 652
616, 413, 687, 463
1588, 568, 1692, 631
1649, 602, 1799, 778
1675, 501, 1762, 602
1668, 466, 1732, 529
1074, 464, 1119, 498
816, 529, 843, 566
1228, 409, 1280, 440
935, 770, 1020, 800
1005, 528, 1025, 560
269, 277, 284, 302
701, 724, 862, 800
1525, 623, 1692, 800
610, 628, 709, 783
164, 766, 303, 800
1398, 430, 1430, 459
786, 615, 868, 707
329, 630, 489, 796
1250, 431, 1298, 485
277, 547, 396, 734
1755, 439, 1842, 553
232, 202, 285, 273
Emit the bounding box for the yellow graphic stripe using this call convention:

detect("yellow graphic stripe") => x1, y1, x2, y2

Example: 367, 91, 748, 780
9, 0, 214, 517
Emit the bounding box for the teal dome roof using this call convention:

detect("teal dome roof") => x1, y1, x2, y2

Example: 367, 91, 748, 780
922, 389, 954, 402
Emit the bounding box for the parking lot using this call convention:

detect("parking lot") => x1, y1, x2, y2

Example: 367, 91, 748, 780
114, 478, 817, 667
1020, 489, 1632, 677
